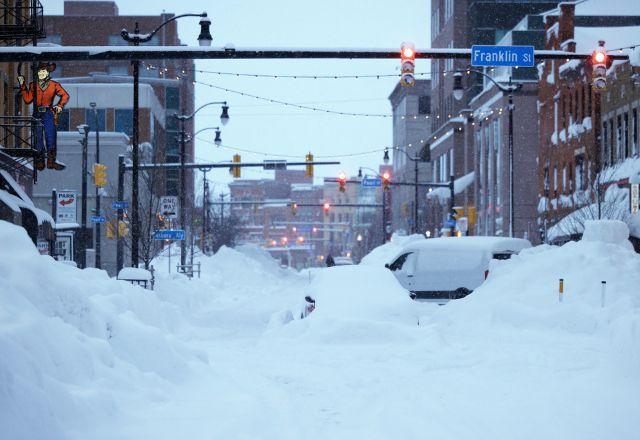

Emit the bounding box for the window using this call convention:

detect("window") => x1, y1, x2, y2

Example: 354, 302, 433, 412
165, 87, 180, 110
108, 64, 128, 76
553, 165, 558, 193
449, 148, 454, 176
633, 108, 638, 156
543, 166, 549, 191
624, 112, 629, 158
494, 120, 501, 205
609, 119, 614, 163
85, 108, 106, 132
114, 109, 133, 136
562, 165, 567, 194
418, 96, 431, 115
602, 121, 609, 165
575, 156, 584, 191
617, 115, 622, 161
388, 252, 412, 271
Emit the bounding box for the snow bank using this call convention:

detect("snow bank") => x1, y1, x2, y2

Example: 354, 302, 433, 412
0, 221, 303, 439
434, 221, 640, 370
360, 233, 426, 267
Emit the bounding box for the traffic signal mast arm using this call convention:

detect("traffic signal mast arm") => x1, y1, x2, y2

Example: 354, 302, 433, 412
124, 160, 340, 171
0, 46, 630, 62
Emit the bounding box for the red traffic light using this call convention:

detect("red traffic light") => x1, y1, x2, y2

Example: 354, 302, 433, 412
323, 202, 331, 214
593, 51, 606, 64
382, 171, 391, 180
401, 43, 415, 60
338, 171, 347, 192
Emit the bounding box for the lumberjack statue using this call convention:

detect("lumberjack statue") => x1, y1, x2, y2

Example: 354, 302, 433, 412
18, 62, 69, 171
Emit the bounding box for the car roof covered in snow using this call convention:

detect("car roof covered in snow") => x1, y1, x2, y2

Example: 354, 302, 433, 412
393, 236, 531, 258
118, 267, 152, 281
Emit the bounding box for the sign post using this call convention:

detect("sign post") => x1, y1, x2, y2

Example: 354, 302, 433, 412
631, 183, 639, 214
471, 45, 535, 67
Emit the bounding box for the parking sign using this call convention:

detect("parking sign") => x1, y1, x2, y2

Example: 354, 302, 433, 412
56, 191, 77, 223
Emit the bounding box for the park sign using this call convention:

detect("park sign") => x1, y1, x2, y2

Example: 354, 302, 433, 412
471, 45, 534, 68
56, 191, 77, 223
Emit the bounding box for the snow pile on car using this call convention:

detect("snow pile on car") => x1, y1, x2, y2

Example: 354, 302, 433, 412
272, 265, 418, 343
359, 233, 425, 267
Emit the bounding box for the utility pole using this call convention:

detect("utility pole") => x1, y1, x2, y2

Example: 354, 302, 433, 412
414, 157, 419, 234
78, 125, 89, 269
200, 168, 211, 255
178, 116, 187, 267
91, 102, 101, 268
116, 155, 124, 273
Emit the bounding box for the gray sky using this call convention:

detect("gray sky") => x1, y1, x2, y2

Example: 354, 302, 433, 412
42, 0, 430, 190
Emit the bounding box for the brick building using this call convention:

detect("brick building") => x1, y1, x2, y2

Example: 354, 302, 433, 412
537, 2, 640, 242
430, 0, 557, 236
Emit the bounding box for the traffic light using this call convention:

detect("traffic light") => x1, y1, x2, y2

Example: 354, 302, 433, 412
291, 202, 298, 216
400, 42, 416, 88
323, 202, 330, 215
230, 154, 241, 178
93, 163, 107, 187
106, 220, 129, 239
305, 152, 314, 178
591, 41, 608, 91
382, 171, 391, 191
338, 171, 347, 192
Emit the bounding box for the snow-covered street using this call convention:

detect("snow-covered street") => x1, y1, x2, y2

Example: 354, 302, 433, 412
2, 219, 640, 439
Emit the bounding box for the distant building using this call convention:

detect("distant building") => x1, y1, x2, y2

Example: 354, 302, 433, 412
388, 79, 432, 235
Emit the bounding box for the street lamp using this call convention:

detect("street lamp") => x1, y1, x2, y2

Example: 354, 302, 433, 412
173, 101, 230, 267
77, 124, 89, 268
121, 11, 211, 267
383, 146, 425, 234
453, 68, 522, 237
194, 126, 223, 146
89, 102, 102, 269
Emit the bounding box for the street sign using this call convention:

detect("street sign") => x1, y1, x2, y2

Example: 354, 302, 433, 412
112, 200, 128, 210
445, 219, 456, 228
37, 240, 49, 255
160, 196, 179, 219
56, 191, 77, 223
263, 160, 287, 170
456, 217, 469, 234
153, 229, 185, 240
471, 45, 534, 67
631, 183, 639, 214
90, 215, 106, 223
361, 177, 382, 188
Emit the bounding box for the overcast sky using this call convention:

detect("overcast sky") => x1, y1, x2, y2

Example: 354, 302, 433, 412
42, 0, 430, 192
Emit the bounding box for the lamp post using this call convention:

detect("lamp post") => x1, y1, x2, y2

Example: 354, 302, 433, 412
77, 124, 89, 269
383, 146, 425, 234
453, 68, 522, 237
173, 102, 229, 266
199, 166, 211, 255
121, 12, 212, 267
90, 102, 101, 269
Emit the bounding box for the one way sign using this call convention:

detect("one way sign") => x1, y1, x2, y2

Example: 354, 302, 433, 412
160, 196, 179, 219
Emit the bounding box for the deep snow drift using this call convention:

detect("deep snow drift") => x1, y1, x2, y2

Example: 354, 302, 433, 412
1, 219, 639, 439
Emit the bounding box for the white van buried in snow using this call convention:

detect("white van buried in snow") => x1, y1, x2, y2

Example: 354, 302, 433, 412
386, 236, 531, 301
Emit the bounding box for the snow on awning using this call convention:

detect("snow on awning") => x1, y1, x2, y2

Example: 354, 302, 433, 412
0, 170, 54, 226
427, 171, 475, 201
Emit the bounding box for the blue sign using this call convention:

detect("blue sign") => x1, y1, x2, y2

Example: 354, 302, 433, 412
444, 219, 456, 228
154, 229, 185, 240
296, 225, 312, 233
112, 201, 129, 210
361, 178, 382, 188
471, 45, 534, 67
90, 215, 106, 223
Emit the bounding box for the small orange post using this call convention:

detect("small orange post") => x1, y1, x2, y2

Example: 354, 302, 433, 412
559, 278, 564, 303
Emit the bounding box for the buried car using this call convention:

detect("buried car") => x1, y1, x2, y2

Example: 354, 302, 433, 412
386, 236, 531, 301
